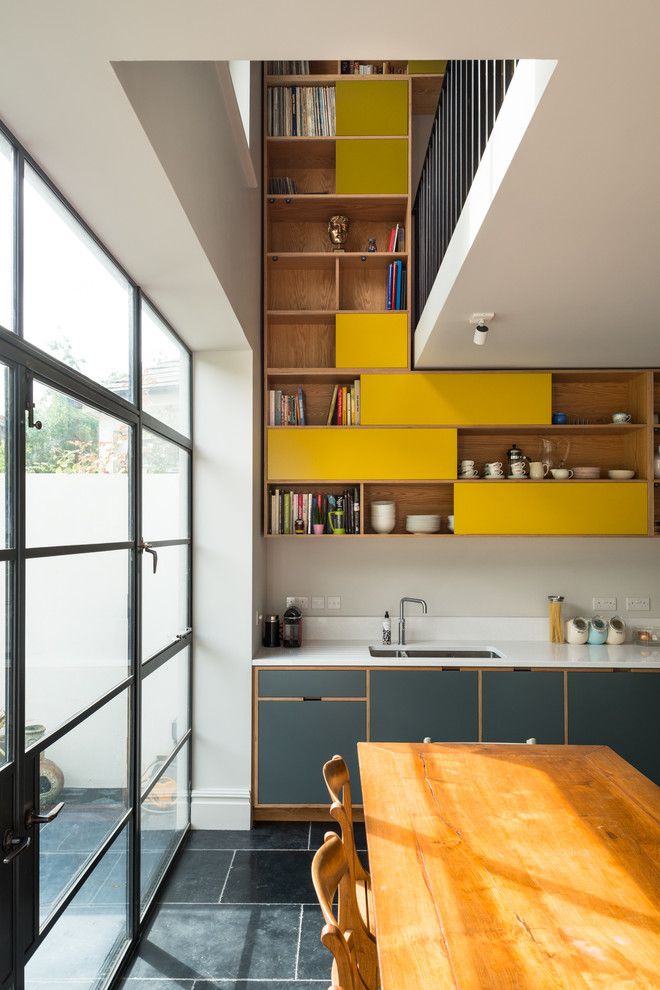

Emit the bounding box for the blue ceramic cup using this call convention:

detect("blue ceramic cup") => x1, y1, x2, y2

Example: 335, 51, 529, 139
552, 412, 568, 425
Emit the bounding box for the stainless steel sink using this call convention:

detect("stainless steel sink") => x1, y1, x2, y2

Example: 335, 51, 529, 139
369, 647, 503, 659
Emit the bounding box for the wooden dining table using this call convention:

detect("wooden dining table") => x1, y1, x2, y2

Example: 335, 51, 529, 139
358, 742, 660, 989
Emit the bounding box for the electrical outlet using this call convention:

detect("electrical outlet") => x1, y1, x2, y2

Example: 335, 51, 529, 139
327, 596, 341, 610
593, 597, 616, 611
286, 596, 309, 610
626, 596, 650, 611
311, 596, 325, 610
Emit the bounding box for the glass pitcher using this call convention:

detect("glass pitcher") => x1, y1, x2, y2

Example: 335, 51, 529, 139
539, 437, 571, 472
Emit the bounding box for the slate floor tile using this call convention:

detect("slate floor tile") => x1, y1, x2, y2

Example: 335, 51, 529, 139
193, 983, 325, 989
120, 981, 194, 989
158, 849, 234, 903
187, 822, 310, 851
296, 904, 331, 982
310, 819, 367, 851
125, 904, 300, 980
220, 851, 316, 904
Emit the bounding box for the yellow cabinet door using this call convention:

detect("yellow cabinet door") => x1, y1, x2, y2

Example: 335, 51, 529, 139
454, 482, 648, 535
336, 80, 408, 136
268, 427, 457, 481
361, 373, 551, 425
408, 60, 448, 74
336, 139, 408, 195
335, 314, 408, 368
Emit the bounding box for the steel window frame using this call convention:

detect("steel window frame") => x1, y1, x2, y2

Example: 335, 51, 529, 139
0, 115, 194, 990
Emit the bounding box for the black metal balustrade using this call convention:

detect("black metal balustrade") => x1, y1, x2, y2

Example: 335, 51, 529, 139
413, 59, 517, 324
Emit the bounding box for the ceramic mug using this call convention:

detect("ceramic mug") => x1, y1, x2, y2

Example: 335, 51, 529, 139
460, 460, 475, 470
371, 501, 395, 534
551, 468, 573, 479
459, 469, 479, 478
529, 460, 549, 479
612, 412, 631, 423
447, 514, 454, 533
485, 461, 503, 472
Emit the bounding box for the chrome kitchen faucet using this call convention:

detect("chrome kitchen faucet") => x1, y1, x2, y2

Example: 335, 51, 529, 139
398, 597, 428, 645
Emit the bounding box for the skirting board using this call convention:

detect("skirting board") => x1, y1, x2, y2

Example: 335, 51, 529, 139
191, 787, 252, 830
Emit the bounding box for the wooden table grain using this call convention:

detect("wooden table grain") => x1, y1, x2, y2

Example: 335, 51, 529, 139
358, 743, 660, 989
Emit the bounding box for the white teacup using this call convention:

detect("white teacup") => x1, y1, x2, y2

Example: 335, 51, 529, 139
529, 461, 549, 479
509, 462, 527, 476
447, 514, 454, 533
460, 460, 475, 469
485, 461, 503, 471
551, 468, 573, 479
459, 470, 479, 478
612, 412, 631, 423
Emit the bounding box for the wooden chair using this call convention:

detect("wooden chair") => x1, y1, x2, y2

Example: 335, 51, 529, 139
323, 754, 375, 935
312, 831, 379, 990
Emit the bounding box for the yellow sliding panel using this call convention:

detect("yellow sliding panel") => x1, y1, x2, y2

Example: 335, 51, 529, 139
361, 373, 551, 425
408, 60, 448, 74
336, 139, 408, 194
268, 427, 457, 481
336, 80, 408, 136
335, 314, 408, 368
454, 482, 648, 536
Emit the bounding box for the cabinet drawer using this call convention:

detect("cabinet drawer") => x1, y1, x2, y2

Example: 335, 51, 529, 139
455, 482, 648, 535
336, 139, 408, 194
482, 671, 564, 744
258, 668, 366, 698
335, 313, 408, 369
267, 426, 457, 481
361, 372, 551, 425
370, 670, 478, 743
336, 80, 408, 136
258, 700, 366, 804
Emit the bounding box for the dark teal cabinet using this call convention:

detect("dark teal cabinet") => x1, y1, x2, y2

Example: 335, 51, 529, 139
568, 672, 660, 784
370, 670, 478, 743
258, 699, 366, 804
482, 671, 564, 744
258, 668, 366, 698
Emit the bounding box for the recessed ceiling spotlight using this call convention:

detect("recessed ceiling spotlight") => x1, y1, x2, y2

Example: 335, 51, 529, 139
470, 312, 495, 346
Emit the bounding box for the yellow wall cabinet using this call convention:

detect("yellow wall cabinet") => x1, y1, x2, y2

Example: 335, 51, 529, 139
454, 482, 649, 536
336, 314, 408, 369
361, 373, 552, 425
336, 139, 408, 194
336, 80, 409, 136
268, 427, 457, 481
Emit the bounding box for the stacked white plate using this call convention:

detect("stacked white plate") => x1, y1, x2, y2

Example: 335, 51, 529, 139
572, 466, 601, 479
406, 514, 441, 534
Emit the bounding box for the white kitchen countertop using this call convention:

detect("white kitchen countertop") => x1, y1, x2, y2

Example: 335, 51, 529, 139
254, 638, 660, 668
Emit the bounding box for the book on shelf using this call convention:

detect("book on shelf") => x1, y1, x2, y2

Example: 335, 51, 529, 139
326, 380, 360, 426
268, 177, 297, 195
269, 486, 361, 535
267, 61, 310, 75
267, 85, 336, 136
386, 260, 406, 310
387, 224, 405, 252
268, 387, 307, 426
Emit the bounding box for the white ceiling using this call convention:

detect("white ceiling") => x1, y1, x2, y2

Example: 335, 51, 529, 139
1, 1, 659, 360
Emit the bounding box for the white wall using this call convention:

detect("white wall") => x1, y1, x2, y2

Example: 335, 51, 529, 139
193, 349, 260, 828
266, 538, 660, 620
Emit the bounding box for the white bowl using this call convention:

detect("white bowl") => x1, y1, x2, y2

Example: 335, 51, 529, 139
406, 514, 441, 534
607, 469, 635, 480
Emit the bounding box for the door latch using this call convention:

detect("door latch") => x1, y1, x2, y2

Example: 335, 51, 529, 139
2, 829, 31, 865
26, 375, 42, 431
139, 540, 158, 574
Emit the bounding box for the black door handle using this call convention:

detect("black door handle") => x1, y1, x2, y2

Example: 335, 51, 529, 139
26, 801, 65, 828
2, 830, 31, 865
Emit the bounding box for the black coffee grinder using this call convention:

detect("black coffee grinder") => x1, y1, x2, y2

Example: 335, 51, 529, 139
282, 605, 303, 648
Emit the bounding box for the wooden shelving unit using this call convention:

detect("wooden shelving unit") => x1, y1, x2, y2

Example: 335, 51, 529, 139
262, 62, 659, 539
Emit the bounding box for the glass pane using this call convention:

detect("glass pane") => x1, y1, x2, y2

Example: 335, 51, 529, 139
142, 544, 188, 661
141, 648, 189, 795
36, 690, 129, 924
26, 382, 130, 547
0, 564, 7, 769
140, 742, 189, 912
23, 165, 132, 398
141, 301, 190, 437
142, 429, 189, 541
26, 551, 130, 741
26, 825, 129, 989
0, 364, 9, 549
0, 134, 13, 331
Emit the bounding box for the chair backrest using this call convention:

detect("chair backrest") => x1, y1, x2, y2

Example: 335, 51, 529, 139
323, 756, 358, 877
312, 832, 376, 990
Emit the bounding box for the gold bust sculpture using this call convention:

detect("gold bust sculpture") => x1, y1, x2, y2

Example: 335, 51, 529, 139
328, 215, 349, 252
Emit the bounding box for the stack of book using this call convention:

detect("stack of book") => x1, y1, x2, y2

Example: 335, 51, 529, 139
268, 86, 336, 136
326, 381, 360, 425
267, 61, 310, 75
270, 487, 361, 535
386, 260, 407, 310
268, 387, 306, 426
268, 177, 297, 194
387, 224, 405, 252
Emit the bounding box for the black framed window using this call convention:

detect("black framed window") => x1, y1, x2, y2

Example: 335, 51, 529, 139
0, 117, 193, 990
